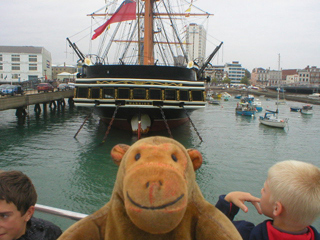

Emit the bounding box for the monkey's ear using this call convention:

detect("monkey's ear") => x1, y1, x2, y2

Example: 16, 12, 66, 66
111, 144, 130, 166
187, 149, 203, 171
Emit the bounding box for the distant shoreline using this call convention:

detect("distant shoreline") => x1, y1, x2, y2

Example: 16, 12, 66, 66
207, 87, 320, 105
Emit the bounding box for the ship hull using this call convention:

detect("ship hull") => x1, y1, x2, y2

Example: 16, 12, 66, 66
73, 64, 206, 133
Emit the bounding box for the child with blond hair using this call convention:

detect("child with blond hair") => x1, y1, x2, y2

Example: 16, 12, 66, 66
215, 160, 320, 239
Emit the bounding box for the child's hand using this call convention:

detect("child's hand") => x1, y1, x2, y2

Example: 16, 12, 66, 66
225, 191, 262, 214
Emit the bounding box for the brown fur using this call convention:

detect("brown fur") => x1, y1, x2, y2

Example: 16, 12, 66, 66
58, 136, 241, 240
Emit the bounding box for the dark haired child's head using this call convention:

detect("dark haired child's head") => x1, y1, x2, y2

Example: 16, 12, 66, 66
0, 170, 37, 240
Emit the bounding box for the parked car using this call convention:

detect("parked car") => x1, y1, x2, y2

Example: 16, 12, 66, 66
67, 83, 75, 89
1, 85, 24, 96
37, 83, 54, 93
0, 84, 11, 95
57, 83, 71, 91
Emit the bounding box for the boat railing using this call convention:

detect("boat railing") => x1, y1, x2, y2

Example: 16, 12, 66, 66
35, 204, 88, 221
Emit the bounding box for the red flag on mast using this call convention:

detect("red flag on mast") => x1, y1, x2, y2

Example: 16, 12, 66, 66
92, 0, 136, 40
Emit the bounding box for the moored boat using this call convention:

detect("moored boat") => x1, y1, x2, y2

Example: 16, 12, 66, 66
253, 100, 263, 112
259, 110, 288, 128
235, 95, 256, 116
235, 102, 256, 116
290, 106, 301, 112
308, 93, 320, 99
301, 105, 313, 115
259, 87, 288, 128
68, 0, 222, 134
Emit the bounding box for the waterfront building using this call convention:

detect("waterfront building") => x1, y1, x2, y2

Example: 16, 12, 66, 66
297, 68, 310, 85
0, 46, 52, 83
286, 74, 299, 85
205, 61, 245, 85
52, 64, 77, 81
304, 66, 320, 85
204, 65, 224, 85
251, 68, 282, 86
224, 61, 245, 84
186, 23, 206, 66
268, 69, 283, 86
251, 68, 268, 86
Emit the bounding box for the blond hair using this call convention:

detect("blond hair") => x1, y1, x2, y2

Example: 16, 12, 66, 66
267, 160, 320, 226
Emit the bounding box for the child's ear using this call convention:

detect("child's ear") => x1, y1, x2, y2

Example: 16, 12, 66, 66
273, 201, 283, 216
24, 206, 35, 222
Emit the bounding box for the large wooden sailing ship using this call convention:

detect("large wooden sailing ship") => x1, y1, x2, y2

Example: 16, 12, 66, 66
68, 0, 222, 135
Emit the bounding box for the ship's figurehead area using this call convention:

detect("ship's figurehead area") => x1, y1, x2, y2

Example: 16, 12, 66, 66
58, 136, 241, 240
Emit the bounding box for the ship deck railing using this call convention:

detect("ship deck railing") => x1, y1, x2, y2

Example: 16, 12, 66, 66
35, 204, 88, 221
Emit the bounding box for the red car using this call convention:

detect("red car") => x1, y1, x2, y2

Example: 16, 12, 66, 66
37, 83, 54, 93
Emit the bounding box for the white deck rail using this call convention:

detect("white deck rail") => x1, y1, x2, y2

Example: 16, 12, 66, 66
35, 204, 88, 221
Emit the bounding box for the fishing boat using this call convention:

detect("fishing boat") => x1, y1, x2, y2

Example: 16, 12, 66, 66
68, 0, 222, 135
235, 95, 256, 116
235, 103, 256, 116
301, 105, 313, 115
259, 110, 288, 128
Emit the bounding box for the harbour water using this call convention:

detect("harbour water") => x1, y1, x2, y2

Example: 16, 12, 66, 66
0, 95, 319, 231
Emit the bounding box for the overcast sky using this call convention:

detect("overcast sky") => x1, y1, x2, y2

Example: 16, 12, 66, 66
1, 0, 319, 71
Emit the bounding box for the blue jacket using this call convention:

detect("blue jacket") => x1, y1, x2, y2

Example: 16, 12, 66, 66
215, 195, 320, 240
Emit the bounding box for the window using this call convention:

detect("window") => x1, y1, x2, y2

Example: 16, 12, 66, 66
0, 54, 2, 61
149, 89, 161, 100
133, 88, 146, 99
12, 74, 19, 79
118, 88, 130, 99
0, 63, 3, 70
191, 91, 203, 101
77, 88, 88, 98
180, 90, 189, 101
29, 55, 37, 62
91, 88, 100, 98
103, 88, 114, 99
29, 64, 37, 71
165, 89, 176, 100
12, 63, 20, 70
11, 55, 20, 62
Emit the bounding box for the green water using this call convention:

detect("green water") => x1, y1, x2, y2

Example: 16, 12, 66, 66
0, 97, 319, 231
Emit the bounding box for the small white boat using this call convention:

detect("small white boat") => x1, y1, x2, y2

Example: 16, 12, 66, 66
301, 105, 313, 115
259, 88, 288, 128
259, 110, 288, 128
207, 96, 220, 105
308, 93, 320, 99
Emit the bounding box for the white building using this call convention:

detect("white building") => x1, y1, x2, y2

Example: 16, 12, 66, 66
297, 69, 310, 85
224, 61, 245, 83
286, 74, 299, 85
267, 70, 282, 86
186, 23, 206, 65
0, 46, 52, 83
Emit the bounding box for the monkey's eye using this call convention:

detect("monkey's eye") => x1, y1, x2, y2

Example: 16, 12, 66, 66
171, 154, 178, 162
135, 153, 141, 161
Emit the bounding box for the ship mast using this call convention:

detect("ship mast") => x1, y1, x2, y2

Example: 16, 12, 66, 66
143, 0, 156, 65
